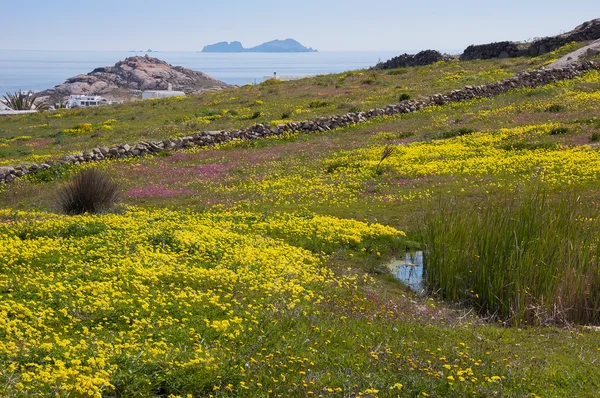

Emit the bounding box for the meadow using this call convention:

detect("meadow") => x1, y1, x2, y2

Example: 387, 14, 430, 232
2, 44, 600, 397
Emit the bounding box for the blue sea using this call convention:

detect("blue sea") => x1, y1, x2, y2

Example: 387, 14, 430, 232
0, 50, 401, 96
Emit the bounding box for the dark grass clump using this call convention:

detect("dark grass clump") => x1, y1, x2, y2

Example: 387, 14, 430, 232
57, 169, 120, 215
550, 127, 569, 135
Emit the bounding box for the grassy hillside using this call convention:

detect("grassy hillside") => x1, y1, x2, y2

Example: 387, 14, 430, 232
2, 44, 600, 397
0, 44, 580, 167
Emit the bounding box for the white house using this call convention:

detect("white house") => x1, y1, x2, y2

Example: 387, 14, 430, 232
142, 90, 185, 100
65, 95, 120, 108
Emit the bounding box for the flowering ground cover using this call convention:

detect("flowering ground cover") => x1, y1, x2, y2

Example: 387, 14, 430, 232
2, 44, 600, 396
1, 208, 599, 397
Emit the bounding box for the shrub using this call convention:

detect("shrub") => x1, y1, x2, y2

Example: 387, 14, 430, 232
250, 111, 264, 119
592, 132, 600, 142
281, 111, 292, 119
549, 127, 569, 135
57, 169, 120, 215
398, 93, 411, 101
308, 100, 329, 109
63, 123, 94, 135
424, 127, 475, 141
387, 69, 407, 76
545, 104, 566, 113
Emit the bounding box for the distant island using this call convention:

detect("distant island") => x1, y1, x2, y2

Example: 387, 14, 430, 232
202, 39, 317, 53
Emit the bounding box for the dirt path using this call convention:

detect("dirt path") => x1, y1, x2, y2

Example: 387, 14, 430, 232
547, 39, 600, 69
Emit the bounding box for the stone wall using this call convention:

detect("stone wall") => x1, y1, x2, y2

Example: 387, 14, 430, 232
374, 50, 454, 70
1, 61, 598, 185
460, 19, 600, 61
460, 41, 527, 61
529, 19, 600, 56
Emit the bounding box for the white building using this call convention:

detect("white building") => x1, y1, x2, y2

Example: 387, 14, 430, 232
142, 90, 185, 100
65, 95, 120, 109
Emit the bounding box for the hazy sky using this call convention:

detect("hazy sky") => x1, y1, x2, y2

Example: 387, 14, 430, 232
1, 1, 598, 52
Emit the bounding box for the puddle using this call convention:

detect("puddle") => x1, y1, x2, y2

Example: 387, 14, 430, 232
388, 251, 425, 293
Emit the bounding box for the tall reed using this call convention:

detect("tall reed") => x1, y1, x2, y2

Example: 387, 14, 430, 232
423, 188, 600, 326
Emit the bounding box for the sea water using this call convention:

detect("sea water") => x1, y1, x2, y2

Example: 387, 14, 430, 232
0, 50, 401, 95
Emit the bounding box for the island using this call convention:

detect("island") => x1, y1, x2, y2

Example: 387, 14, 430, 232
202, 39, 317, 53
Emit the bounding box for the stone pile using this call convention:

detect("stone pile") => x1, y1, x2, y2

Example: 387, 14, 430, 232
374, 50, 454, 70
460, 41, 527, 61
2, 61, 598, 184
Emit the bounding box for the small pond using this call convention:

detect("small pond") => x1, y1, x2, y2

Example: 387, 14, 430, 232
388, 251, 425, 293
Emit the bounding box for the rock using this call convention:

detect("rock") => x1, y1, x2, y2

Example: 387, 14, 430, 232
0, 166, 15, 178
39, 55, 230, 102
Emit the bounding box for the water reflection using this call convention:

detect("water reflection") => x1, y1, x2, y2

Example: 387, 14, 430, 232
388, 251, 425, 293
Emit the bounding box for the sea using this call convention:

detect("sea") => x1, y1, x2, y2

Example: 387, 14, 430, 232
0, 50, 402, 96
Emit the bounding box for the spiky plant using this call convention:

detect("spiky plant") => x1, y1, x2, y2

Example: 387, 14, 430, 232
2, 91, 48, 111
57, 169, 120, 215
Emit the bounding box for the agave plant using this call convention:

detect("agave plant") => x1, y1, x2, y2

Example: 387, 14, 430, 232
2, 91, 48, 111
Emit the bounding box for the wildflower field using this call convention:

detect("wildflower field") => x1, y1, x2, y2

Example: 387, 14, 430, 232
2, 46, 600, 397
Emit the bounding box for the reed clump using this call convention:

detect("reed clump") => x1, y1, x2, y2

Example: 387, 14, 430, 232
424, 187, 600, 326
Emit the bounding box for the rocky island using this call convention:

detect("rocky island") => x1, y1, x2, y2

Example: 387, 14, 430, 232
202, 38, 317, 53
39, 55, 229, 102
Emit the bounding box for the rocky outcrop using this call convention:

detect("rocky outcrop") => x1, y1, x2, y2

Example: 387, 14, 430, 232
529, 19, 600, 55
2, 62, 598, 185
374, 50, 454, 70
461, 18, 600, 61
39, 55, 229, 101
460, 42, 527, 61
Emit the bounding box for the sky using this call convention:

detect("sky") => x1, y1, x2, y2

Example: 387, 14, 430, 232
1, 0, 599, 52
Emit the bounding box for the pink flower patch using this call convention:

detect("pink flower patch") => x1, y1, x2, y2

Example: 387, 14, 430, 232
25, 138, 55, 148
126, 185, 193, 198
169, 163, 233, 178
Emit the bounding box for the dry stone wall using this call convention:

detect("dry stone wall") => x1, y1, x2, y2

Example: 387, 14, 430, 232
461, 19, 600, 61
1, 61, 598, 184
374, 50, 454, 70
529, 19, 600, 56
460, 42, 527, 61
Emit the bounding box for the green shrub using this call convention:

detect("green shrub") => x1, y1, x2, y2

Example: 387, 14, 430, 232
399, 93, 411, 102
250, 111, 264, 119
281, 111, 292, 119
545, 104, 566, 113
307, 100, 329, 109
591, 132, 600, 142
28, 163, 73, 183
424, 127, 475, 141
549, 127, 569, 135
